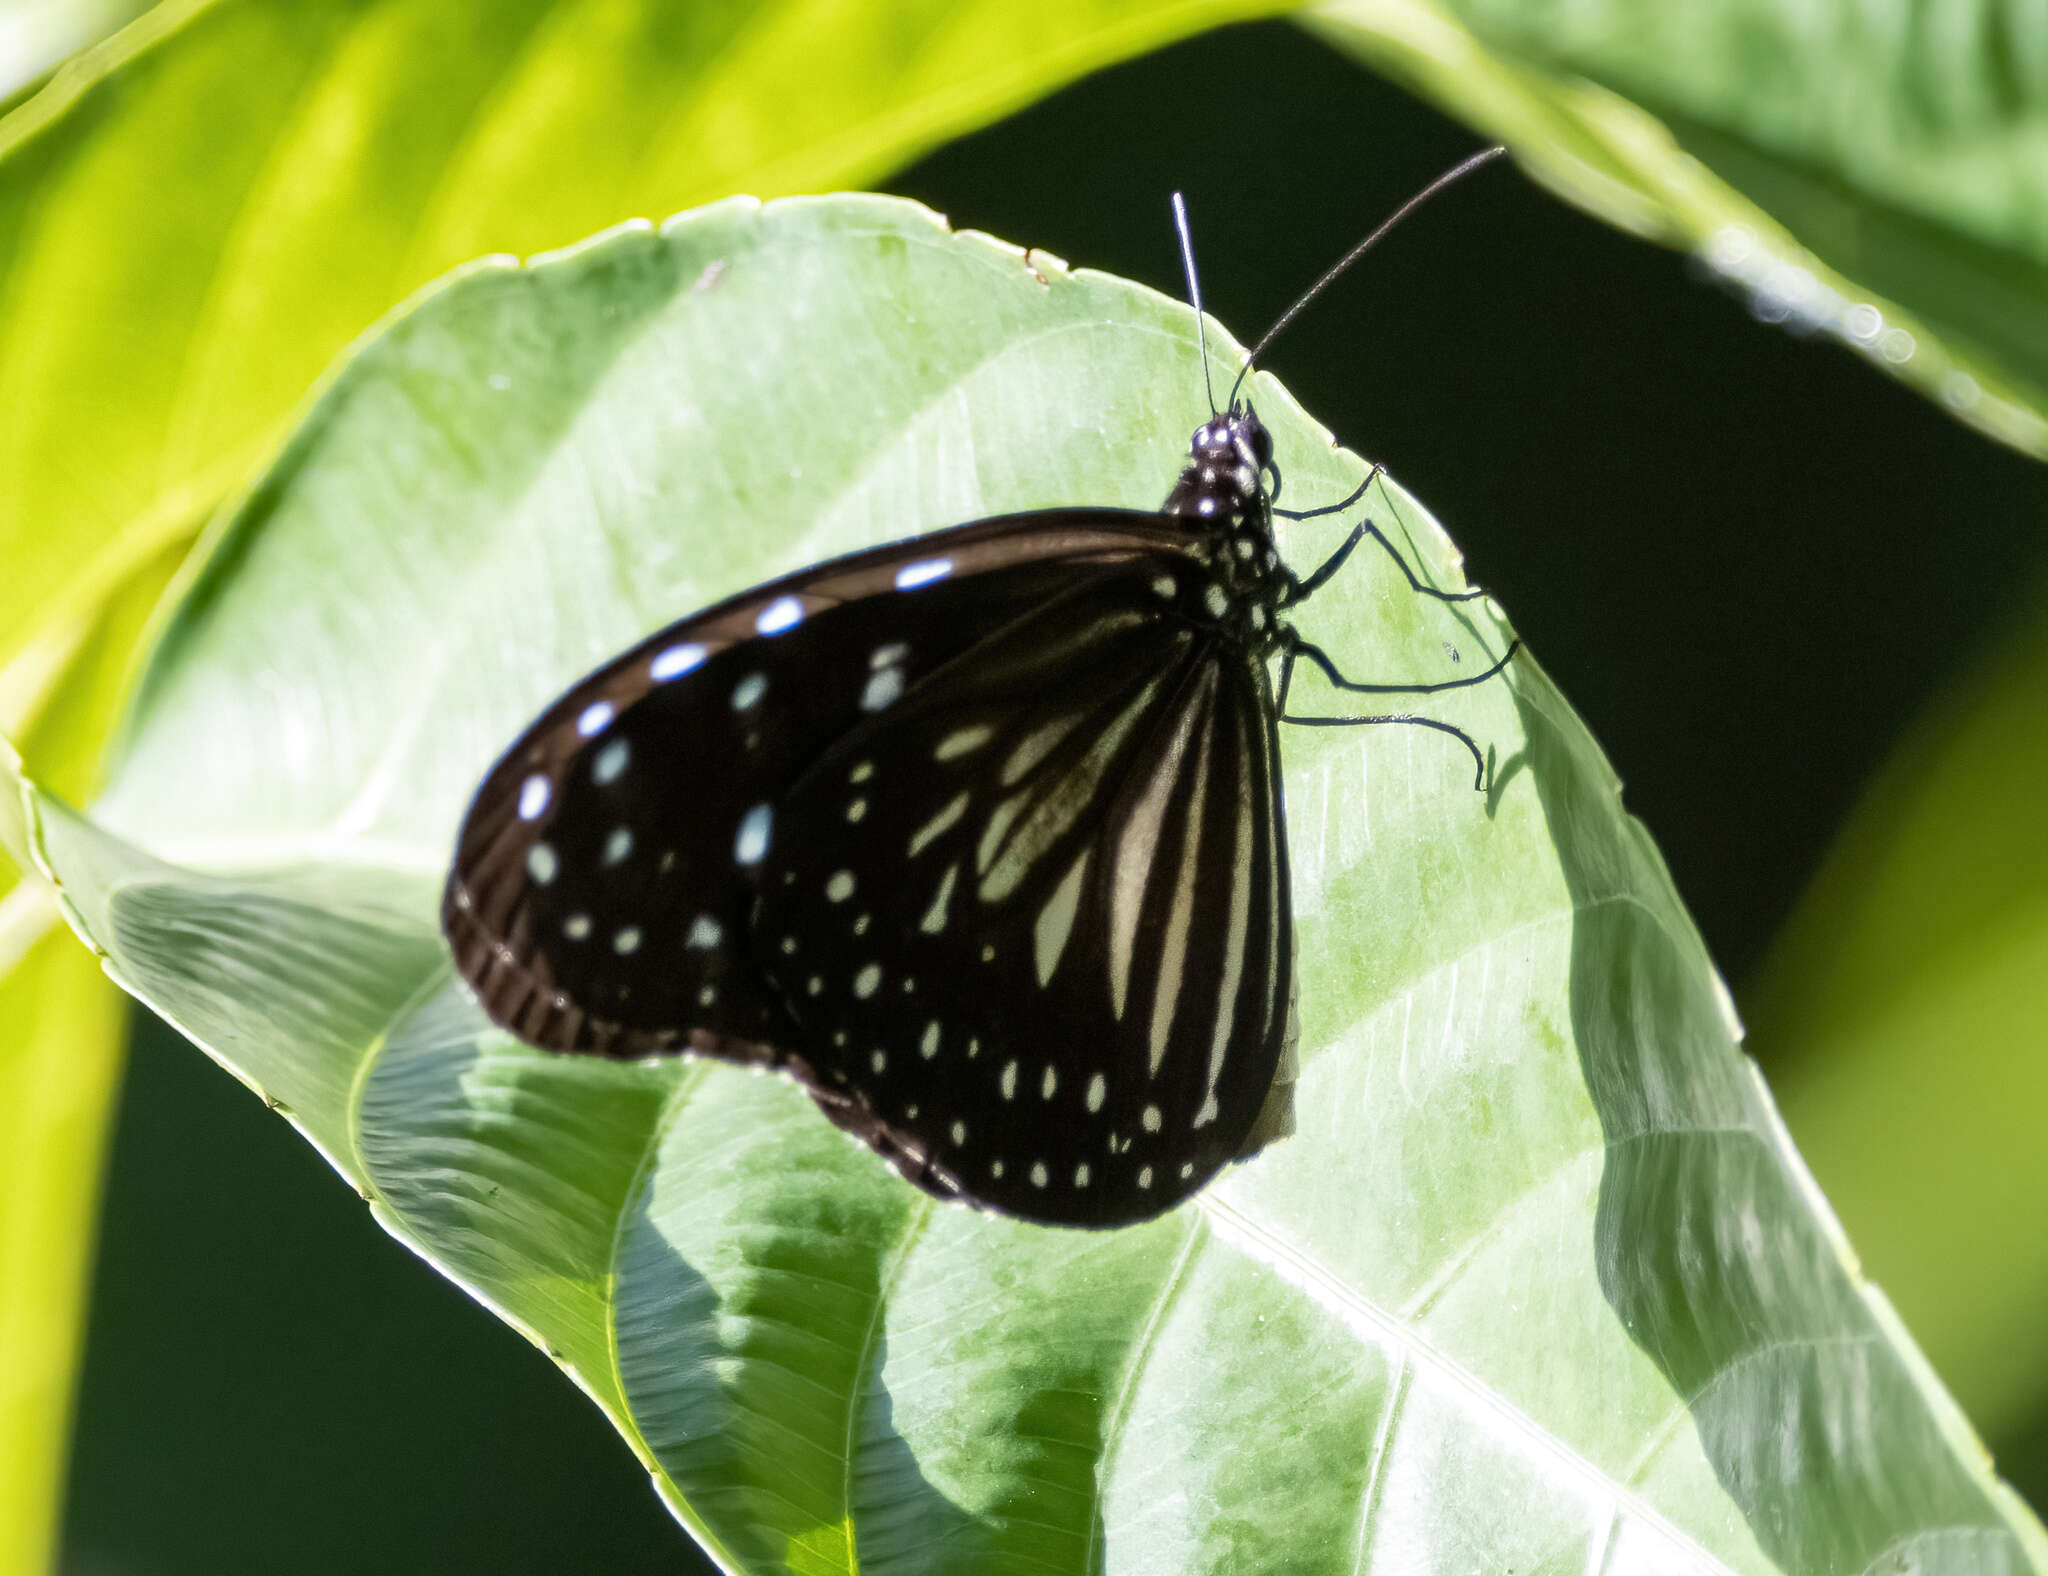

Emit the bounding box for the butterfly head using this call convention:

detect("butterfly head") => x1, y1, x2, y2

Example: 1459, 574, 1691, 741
1168, 402, 1276, 529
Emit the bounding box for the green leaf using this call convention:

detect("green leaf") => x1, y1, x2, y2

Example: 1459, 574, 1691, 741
24, 195, 2044, 1571
1306, 0, 2048, 459
0, 5, 1281, 1552
1750, 583, 2048, 1448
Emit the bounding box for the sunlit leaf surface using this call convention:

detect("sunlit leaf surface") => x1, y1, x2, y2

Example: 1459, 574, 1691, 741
17, 195, 2041, 1573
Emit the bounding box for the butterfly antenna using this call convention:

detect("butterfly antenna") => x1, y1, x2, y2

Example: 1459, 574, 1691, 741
1171, 191, 1219, 416
1226, 145, 1508, 410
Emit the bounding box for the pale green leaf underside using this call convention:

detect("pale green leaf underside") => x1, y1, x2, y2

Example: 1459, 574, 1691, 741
16, 197, 2040, 1574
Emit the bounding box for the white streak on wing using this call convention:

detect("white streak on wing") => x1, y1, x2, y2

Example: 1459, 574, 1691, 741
1033, 850, 1090, 987
981, 672, 1166, 904
935, 723, 994, 761
909, 791, 970, 858
1195, 722, 1255, 1127
1148, 700, 1214, 1077
1000, 711, 1085, 787
919, 862, 959, 934
975, 792, 1025, 877
1256, 686, 1285, 1048
1110, 678, 1201, 1020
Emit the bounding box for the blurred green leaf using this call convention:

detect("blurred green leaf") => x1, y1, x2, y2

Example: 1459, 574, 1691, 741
0, 0, 1287, 721
0, 911, 126, 1576
19, 193, 2042, 1572
0, 530, 183, 1576
1751, 582, 2048, 1448
1307, 0, 2048, 458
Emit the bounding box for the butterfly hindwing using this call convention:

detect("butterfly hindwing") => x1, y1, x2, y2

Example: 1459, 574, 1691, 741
753, 555, 1293, 1227
443, 510, 1205, 1061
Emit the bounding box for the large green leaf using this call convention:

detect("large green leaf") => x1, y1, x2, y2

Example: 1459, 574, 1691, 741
1307, 0, 2048, 459
19, 195, 2042, 1572
0, 5, 1279, 1554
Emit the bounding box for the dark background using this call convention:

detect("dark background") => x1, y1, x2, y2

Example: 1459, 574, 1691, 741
61, 21, 2048, 1573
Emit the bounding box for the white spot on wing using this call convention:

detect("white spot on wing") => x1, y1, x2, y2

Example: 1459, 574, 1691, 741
526, 844, 558, 884
756, 595, 804, 635
734, 803, 773, 864
1086, 1073, 1106, 1112
517, 776, 551, 820
687, 914, 722, 948
577, 701, 615, 737
603, 827, 633, 866
826, 870, 856, 902
564, 914, 591, 940
650, 643, 706, 681
1029, 1161, 1048, 1188
921, 1022, 941, 1059
613, 926, 642, 955
861, 667, 905, 711
1000, 1060, 1017, 1100
593, 739, 630, 785
1040, 1065, 1057, 1100
731, 672, 768, 711
855, 963, 882, 998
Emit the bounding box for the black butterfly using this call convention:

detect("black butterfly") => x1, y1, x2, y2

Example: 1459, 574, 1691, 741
442, 161, 1517, 1229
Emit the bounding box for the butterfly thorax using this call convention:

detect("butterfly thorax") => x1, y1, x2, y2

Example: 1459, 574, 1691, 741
1160, 405, 1290, 653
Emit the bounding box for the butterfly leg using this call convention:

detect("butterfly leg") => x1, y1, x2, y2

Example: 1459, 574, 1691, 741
1281, 707, 1490, 792
1283, 519, 1488, 609
1274, 463, 1379, 522
1286, 633, 1519, 697
1277, 633, 1505, 791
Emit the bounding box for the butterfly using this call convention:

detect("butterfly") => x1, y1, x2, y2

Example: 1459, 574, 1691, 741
441, 153, 1517, 1229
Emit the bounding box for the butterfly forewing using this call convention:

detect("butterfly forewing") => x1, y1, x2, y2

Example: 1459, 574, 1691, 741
753, 557, 1292, 1227
444, 511, 1206, 1062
